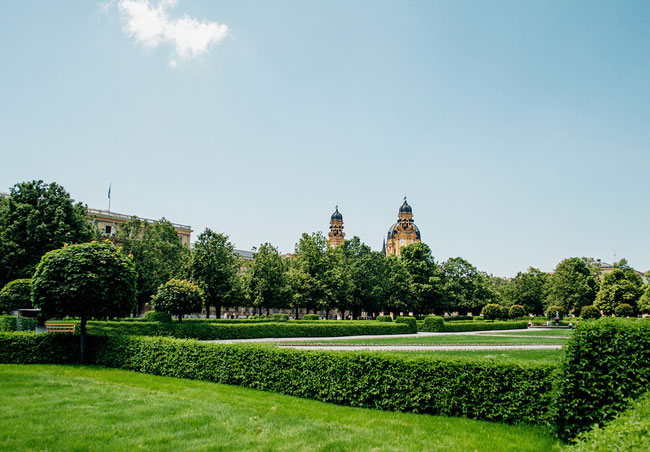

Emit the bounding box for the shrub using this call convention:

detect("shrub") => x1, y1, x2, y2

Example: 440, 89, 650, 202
16, 317, 37, 332
614, 303, 634, 318
0, 332, 79, 364
509, 305, 526, 319
563, 391, 650, 452
376, 315, 392, 322
443, 315, 473, 321
546, 305, 566, 318
0, 279, 33, 313
422, 316, 444, 332
144, 310, 172, 323
271, 314, 289, 321
580, 305, 601, 320
151, 279, 205, 322
441, 321, 528, 333
0, 315, 16, 332
481, 304, 501, 320
395, 316, 417, 333
551, 318, 650, 441
302, 314, 320, 320
85, 320, 412, 340
498, 306, 510, 320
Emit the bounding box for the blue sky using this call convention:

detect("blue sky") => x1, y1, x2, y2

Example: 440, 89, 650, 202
1, 1, 649, 276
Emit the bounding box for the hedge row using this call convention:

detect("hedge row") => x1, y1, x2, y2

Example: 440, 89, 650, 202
2, 332, 552, 424
562, 391, 650, 452
85, 320, 412, 340
551, 318, 650, 441
420, 317, 528, 332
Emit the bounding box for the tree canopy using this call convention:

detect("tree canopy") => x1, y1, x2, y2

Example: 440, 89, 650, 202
0, 278, 33, 313
244, 243, 289, 315
151, 279, 205, 322
595, 264, 643, 314
0, 180, 94, 286
545, 257, 597, 315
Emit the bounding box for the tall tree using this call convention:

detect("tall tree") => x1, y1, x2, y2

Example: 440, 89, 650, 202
400, 242, 445, 314
116, 217, 190, 314
380, 255, 415, 316
244, 243, 290, 315
0, 180, 94, 286
290, 232, 330, 315
595, 261, 644, 314
441, 257, 495, 315
190, 229, 239, 318
502, 267, 548, 315
544, 257, 597, 315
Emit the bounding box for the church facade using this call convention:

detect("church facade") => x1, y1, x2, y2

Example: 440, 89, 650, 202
327, 198, 421, 256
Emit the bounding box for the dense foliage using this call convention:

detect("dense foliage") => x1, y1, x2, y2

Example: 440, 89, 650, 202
151, 279, 205, 322
595, 265, 643, 314
579, 305, 601, 320
0, 181, 94, 286
243, 243, 289, 316
508, 304, 526, 318
545, 258, 597, 315
0, 278, 32, 313
551, 318, 650, 441
614, 303, 634, 318
144, 310, 172, 323
481, 304, 501, 320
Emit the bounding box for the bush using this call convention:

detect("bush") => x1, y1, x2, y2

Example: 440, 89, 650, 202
0, 279, 32, 313
498, 306, 510, 320
0, 315, 16, 332
509, 305, 526, 319
0, 332, 79, 364
144, 310, 172, 323
376, 315, 392, 322
16, 317, 37, 332
85, 320, 412, 340
271, 314, 289, 321
443, 315, 473, 321
563, 391, 650, 452
441, 321, 528, 333
395, 316, 417, 333
422, 316, 444, 332
580, 305, 601, 320
302, 314, 320, 320
614, 303, 634, 318
481, 304, 501, 320
551, 318, 650, 441
152, 279, 205, 322
546, 305, 566, 318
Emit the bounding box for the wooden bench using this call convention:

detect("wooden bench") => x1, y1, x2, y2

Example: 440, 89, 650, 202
46, 323, 76, 333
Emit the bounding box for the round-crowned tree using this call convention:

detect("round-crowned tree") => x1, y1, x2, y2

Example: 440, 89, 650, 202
32, 241, 136, 363
614, 303, 634, 318
545, 305, 566, 318
481, 304, 501, 320
151, 279, 205, 322
639, 286, 650, 315
580, 305, 601, 320
508, 304, 527, 319
0, 278, 32, 313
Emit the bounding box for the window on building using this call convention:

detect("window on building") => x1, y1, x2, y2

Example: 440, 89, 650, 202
105, 225, 112, 234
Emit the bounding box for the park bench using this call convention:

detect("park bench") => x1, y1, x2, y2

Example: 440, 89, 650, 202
46, 323, 76, 333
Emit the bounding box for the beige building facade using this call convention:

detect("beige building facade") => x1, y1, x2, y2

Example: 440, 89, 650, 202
328, 206, 345, 248
384, 198, 421, 257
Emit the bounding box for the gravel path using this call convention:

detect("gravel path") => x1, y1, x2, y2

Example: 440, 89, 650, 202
277, 344, 564, 351
213, 328, 563, 344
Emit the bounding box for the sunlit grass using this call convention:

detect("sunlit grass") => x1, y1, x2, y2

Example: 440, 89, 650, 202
278, 334, 569, 346
0, 364, 559, 452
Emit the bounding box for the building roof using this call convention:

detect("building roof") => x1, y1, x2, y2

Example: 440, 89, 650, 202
387, 222, 421, 240
234, 249, 254, 260
330, 206, 343, 221
399, 198, 412, 214
88, 207, 192, 232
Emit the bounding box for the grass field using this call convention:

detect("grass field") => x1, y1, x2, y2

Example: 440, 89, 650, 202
277, 333, 570, 346
0, 364, 559, 452
477, 329, 573, 337
380, 348, 565, 365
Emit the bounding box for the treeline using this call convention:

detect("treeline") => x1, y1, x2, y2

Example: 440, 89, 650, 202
1, 180, 649, 318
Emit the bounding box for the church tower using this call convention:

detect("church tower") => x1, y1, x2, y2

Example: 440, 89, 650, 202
328, 206, 345, 248
385, 198, 421, 257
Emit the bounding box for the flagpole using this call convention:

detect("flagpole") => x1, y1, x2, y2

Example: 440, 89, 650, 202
108, 183, 111, 212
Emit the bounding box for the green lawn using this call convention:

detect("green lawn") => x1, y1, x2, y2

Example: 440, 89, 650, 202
0, 364, 559, 452
380, 348, 565, 365
476, 329, 573, 337
278, 334, 569, 346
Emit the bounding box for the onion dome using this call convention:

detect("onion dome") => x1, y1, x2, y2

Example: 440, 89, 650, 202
331, 206, 343, 221
399, 198, 412, 214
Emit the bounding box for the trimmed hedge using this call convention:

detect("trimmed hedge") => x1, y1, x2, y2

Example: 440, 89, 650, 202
551, 318, 650, 441
144, 311, 172, 323
302, 314, 320, 320
443, 315, 474, 322
395, 316, 417, 333
85, 320, 411, 340
0, 332, 79, 364
422, 316, 444, 332
0, 315, 16, 332
441, 321, 528, 333
563, 391, 650, 452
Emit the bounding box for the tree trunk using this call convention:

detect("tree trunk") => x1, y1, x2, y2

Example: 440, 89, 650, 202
80, 317, 87, 365
205, 303, 210, 319
178, 314, 183, 323
215, 305, 221, 319
266, 307, 270, 316
294, 307, 298, 319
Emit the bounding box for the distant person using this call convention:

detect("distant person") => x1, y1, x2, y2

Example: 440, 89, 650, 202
568, 322, 574, 329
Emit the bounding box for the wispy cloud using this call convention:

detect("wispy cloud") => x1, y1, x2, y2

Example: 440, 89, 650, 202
108, 0, 229, 66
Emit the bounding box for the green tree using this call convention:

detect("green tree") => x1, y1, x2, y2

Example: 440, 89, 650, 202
441, 257, 495, 315
400, 242, 445, 314
190, 229, 240, 318
151, 279, 205, 322
381, 256, 415, 316
116, 217, 190, 314
502, 267, 548, 315
244, 243, 290, 315
545, 257, 597, 315
638, 285, 650, 314
595, 266, 643, 315
0, 278, 32, 313
32, 241, 136, 363
290, 232, 330, 316
0, 180, 94, 286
